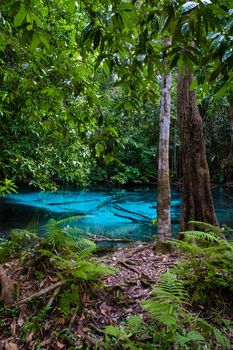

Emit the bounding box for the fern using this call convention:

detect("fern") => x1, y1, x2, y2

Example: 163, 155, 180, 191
195, 318, 231, 349
188, 221, 224, 236
9, 229, 38, 247
169, 222, 233, 314
184, 230, 223, 243
142, 272, 189, 328
57, 215, 88, 226
141, 272, 231, 349
45, 219, 72, 249
58, 284, 80, 318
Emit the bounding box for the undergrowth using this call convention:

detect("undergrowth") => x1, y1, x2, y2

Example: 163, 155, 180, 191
0, 220, 232, 349
104, 222, 233, 350
0, 217, 114, 347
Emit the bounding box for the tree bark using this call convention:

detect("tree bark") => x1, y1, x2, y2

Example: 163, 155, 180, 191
157, 37, 172, 241
177, 68, 218, 231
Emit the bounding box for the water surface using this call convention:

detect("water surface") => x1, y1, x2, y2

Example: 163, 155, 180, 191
0, 187, 232, 241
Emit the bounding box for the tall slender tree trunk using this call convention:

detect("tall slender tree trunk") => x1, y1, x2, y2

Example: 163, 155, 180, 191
177, 68, 218, 231
157, 37, 172, 241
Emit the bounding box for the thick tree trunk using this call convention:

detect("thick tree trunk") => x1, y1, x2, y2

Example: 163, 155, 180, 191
157, 37, 172, 241
177, 69, 218, 231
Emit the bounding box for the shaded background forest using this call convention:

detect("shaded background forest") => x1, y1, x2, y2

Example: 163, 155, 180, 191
0, 0, 232, 190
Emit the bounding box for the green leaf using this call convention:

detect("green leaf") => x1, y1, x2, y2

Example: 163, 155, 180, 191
38, 32, 50, 49
93, 28, 101, 50
69, 0, 76, 14
200, 0, 212, 5
181, 2, 199, 14
30, 33, 41, 51
81, 22, 95, 42
14, 6, 27, 26
102, 60, 110, 75
189, 79, 198, 91
222, 49, 233, 62
105, 326, 124, 338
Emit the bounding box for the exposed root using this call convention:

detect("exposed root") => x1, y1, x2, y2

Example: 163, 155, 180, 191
0, 266, 19, 304
16, 281, 65, 305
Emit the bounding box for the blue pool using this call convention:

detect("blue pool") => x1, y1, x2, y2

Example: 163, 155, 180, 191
0, 187, 232, 241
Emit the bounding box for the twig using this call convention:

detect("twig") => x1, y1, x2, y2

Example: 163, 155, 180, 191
16, 281, 66, 305
47, 286, 61, 307
78, 329, 105, 350
90, 321, 105, 335
112, 203, 151, 220
118, 261, 140, 274
124, 244, 151, 258
90, 237, 131, 243
68, 303, 80, 328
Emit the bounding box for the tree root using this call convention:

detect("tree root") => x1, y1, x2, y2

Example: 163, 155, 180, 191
47, 286, 61, 307
16, 281, 65, 305
0, 266, 19, 304
77, 328, 105, 350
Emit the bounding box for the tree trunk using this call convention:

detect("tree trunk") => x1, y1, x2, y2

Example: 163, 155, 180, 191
157, 37, 172, 241
177, 68, 218, 231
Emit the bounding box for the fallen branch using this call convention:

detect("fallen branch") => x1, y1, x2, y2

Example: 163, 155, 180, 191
47, 286, 61, 307
68, 303, 80, 328
77, 329, 105, 350
117, 261, 140, 274
112, 203, 151, 220
124, 244, 151, 259
91, 237, 131, 243
16, 281, 66, 305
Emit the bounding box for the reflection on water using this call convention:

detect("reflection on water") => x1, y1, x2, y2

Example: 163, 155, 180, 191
0, 187, 232, 241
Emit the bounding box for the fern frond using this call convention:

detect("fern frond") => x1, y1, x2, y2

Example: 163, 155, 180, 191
142, 300, 178, 326
183, 231, 224, 244
168, 238, 204, 254
58, 284, 80, 318
45, 219, 67, 248
66, 261, 115, 281
188, 221, 223, 236
9, 229, 38, 246
57, 215, 88, 226
142, 273, 189, 328
75, 238, 96, 259
168, 238, 203, 255
25, 217, 39, 234
195, 318, 231, 349
154, 272, 189, 304
64, 227, 91, 237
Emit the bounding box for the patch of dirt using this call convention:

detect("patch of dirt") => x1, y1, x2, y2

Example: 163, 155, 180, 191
83, 243, 180, 327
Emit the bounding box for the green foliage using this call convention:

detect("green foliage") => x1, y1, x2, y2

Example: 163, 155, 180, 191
0, 216, 114, 324
142, 272, 189, 327
170, 223, 233, 306
104, 272, 231, 349
0, 179, 17, 197
0, 0, 232, 188
0, 229, 38, 262
58, 284, 80, 318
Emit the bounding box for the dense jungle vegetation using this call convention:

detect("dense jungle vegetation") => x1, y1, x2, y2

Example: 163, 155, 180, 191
0, 0, 233, 349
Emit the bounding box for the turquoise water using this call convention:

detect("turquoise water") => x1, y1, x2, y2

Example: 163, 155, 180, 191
0, 187, 232, 241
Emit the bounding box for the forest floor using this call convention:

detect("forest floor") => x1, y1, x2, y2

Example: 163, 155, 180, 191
0, 242, 232, 350
0, 243, 181, 350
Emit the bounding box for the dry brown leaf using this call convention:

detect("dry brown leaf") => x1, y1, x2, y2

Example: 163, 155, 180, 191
56, 341, 65, 349
26, 331, 34, 343
40, 338, 52, 346
55, 317, 65, 325
39, 280, 45, 288
4, 342, 19, 350
17, 315, 24, 327
10, 319, 16, 337
48, 275, 58, 282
